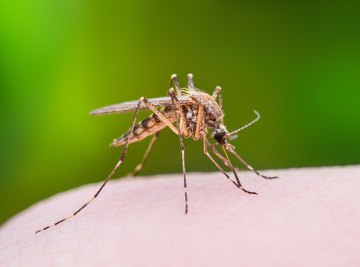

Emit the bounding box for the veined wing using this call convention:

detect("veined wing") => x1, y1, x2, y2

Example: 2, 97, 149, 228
90, 96, 191, 116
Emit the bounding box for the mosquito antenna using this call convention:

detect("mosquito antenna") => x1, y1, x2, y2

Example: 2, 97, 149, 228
228, 110, 260, 137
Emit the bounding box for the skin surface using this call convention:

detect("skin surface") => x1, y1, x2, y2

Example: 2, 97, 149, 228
1, 165, 360, 267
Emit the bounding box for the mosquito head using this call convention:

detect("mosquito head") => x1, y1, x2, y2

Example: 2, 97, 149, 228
213, 124, 229, 145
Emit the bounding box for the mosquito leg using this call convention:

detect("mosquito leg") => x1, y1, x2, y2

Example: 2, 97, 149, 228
170, 74, 182, 97
168, 86, 190, 137
212, 86, 223, 112
35, 97, 144, 234
210, 144, 257, 194
179, 126, 188, 214
209, 143, 241, 187
202, 135, 239, 188
169, 88, 189, 214
187, 73, 194, 90
140, 97, 179, 135
225, 146, 278, 179
194, 104, 204, 140
127, 131, 160, 177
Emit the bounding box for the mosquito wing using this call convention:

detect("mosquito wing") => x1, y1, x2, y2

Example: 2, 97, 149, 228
90, 95, 191, 116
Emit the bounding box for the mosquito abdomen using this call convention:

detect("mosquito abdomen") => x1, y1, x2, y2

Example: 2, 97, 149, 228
111, 111, 176, 147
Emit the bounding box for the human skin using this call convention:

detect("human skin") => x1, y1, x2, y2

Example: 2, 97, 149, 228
1, 165, 360, 267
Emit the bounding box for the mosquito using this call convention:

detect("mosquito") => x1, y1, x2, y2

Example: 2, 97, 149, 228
35, 73, 278, 234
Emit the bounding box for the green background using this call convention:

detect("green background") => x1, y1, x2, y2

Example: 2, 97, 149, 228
1, 0, 359, 224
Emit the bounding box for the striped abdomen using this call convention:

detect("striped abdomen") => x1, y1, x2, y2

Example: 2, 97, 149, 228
111, 109, 176, 147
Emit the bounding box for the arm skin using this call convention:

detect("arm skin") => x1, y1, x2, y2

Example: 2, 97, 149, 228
1, 166, 360, 267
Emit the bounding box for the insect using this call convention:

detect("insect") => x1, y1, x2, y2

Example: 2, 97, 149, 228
35, 74, 277, 234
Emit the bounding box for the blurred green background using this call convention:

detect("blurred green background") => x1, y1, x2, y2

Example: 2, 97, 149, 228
0, 0, 359, 224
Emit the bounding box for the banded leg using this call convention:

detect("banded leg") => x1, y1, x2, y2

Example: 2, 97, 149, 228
168, 84, 190, 137
210, 143, 257, 194
141, 97, 179, 135
225, 145, 278, 179
169, 75, 190, 137
170, 74, 182, 97
187, 73, 194, 90
194, 104, 204, 140
212, 86, 223, 113
35, 97, 144, 234
169, 88, 189, 214
202, 135, 239, 188
127, 131, 160, 177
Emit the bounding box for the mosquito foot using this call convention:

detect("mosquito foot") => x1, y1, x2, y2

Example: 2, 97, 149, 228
261, 175, 279, 179
241, 188, 258, 195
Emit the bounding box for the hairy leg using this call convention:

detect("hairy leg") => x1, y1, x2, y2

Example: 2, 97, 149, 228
127, 131, 161, 177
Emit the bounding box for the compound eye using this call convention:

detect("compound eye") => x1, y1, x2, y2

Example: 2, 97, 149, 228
214, 131, 226, 142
